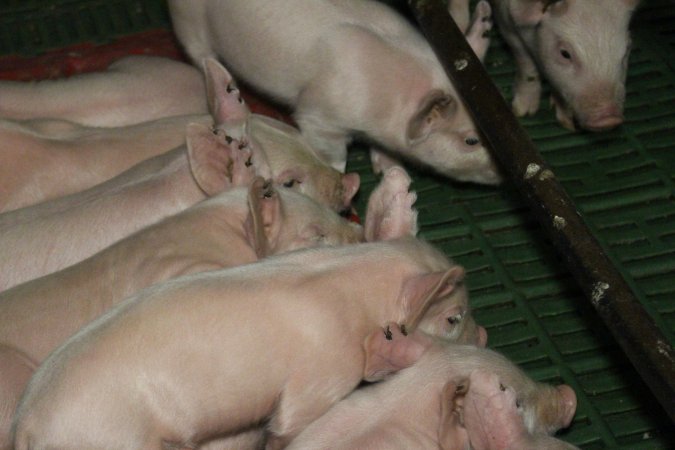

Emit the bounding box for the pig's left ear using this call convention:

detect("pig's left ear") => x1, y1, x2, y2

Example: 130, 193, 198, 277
203, 58, 251, 139
362, 324, 432, 382
401, 266, 466, 329
245, 177, 283, 257
406, 90, 457, 146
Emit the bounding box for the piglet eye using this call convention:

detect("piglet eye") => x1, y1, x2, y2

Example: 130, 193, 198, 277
283, 179, 299, 188
465, 137, 480, 146
447, 313, 463, 325
560, 49, 572, 60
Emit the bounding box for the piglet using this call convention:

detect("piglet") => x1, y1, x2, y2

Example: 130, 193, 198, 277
0, 55, 207, 127
195, 165, 425, 450
12, 232, 483, 449
0, 58, 359, 214
287, 330, 575, 449
169, 0, 501, 184
0, 121, 256, 291
463, 369, 580, 450
0, 114, 211, 213
0, 176, 362, 448
490, 0, 640, 131
202, 58, 360, 213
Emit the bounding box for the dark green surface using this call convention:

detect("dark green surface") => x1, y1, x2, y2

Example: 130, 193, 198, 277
0, 0, 170, 55
2, 0, 674, 448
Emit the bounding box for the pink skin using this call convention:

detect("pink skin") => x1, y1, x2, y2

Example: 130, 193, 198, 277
189, 166, 480, 450
0, 57, 359, 214
0, 121, 255, 291
0, 60, 360, 290
12, 234, 485, 450
0, 114, 212, 213
287, 331, 574, 450
0, 176, 364, 449
0, 55, 207, 127
169, 0, 501, 185
491, 0, 639, 131
203, 58, 361, 213
463, 369, 580, 450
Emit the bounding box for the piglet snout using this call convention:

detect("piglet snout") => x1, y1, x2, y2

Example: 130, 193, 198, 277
580, 104, 624, 131
555, 384, 577, 429
477, 326, 488, 348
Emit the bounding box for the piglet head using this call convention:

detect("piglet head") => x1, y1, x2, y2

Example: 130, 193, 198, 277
398, 264, 485, 346
244, 177, 362, 257
406, 90, 501, 185
250, 116, 360, 214
515, 0, 638, 131
461, 370, 530, 450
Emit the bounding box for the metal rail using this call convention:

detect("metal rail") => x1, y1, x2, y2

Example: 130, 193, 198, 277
407, 0, 675, 422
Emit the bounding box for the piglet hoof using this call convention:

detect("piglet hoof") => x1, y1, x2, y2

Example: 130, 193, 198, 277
369, 148, 402, 175
512, 77, 541, 117
550, 94, 577, 131
470, 1, 492, 35
465, 0, 493, 61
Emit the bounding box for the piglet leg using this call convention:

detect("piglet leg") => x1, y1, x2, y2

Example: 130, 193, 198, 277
550, 94, 577, 131
464, 1, 493, 62
499, 28, 542, 117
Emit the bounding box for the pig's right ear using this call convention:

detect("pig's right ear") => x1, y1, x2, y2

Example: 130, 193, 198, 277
245, 177, 283, 257
203, 58, 251, 137
364, 166, 418, 241
406, 90, 457, 146
186, 122, 255, 196
362, 324, 432, 382
401, 266, 466, 330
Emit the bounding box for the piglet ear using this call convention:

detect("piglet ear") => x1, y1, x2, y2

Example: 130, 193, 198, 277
245, 178, 283, 257
186, 122, 255, 196
203, 58, 251, 140
401, 266, 466, 330
364, 166, 418, 241
406, 90, 456, 145
341, 172, 361, 210
438, 381, 469, 450
362, 324, 432, 382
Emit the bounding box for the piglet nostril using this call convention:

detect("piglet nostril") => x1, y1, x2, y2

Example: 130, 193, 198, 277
465, 137, 480, 146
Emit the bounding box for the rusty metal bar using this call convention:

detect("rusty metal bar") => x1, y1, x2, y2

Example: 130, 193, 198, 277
407, 0, 675, 422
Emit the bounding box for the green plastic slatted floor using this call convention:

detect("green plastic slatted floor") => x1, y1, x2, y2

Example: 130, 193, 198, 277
2, 0, 673, 448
